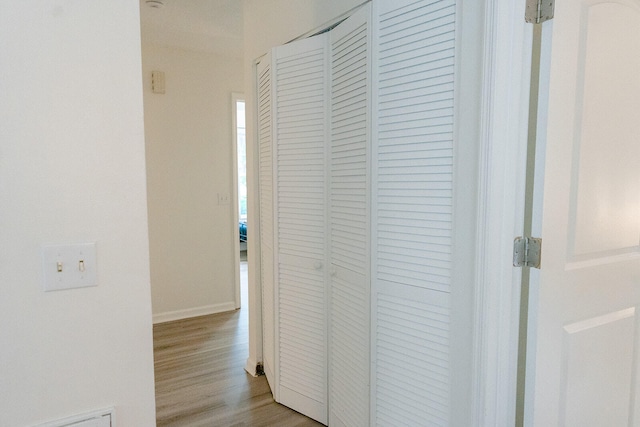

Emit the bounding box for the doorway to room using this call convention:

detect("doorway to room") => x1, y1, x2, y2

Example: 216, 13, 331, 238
232, 94, 247, 309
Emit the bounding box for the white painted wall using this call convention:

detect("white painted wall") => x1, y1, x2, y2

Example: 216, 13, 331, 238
0, 1, 156, 426
242, 0, 365, 373
142, 44, 244, 322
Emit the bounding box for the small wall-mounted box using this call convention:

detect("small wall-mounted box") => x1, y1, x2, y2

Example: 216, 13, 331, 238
41, 243, 97, 292
151, 70, 165, 94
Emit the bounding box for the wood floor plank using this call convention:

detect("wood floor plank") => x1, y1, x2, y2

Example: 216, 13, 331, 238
153, 264, 323, 426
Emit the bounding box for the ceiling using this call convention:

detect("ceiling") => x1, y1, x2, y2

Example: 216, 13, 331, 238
139, 0, 244, 58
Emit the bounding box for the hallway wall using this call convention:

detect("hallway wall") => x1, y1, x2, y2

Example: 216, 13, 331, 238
0, 1, 156, 425
142, 44, 244, 322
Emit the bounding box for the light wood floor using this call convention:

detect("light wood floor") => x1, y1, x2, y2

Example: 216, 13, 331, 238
153, 261, 323, 426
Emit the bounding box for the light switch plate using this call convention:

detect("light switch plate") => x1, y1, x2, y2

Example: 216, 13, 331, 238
42, 243, 97, 292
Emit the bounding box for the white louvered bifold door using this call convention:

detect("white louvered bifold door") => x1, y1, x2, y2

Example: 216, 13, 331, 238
328, 4, 371, 427
257, 55, 276, 392
272, 34, 330, 424
372, 0, 457, 425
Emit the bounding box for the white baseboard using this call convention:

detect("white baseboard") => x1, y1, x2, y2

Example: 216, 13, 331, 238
35, 407, 115, 427
245, 356, 259, 377
153, 302, 236, 324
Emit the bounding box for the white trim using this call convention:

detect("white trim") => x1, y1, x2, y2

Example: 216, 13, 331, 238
34, 407, 115, 427
450, 0, 485, 423
244, 356, 260, 377
471, 0, 533, 425
270, 46, 280, 402
152, 302, 237, 324
368, 1, 380, 423
245, 56, 264, 378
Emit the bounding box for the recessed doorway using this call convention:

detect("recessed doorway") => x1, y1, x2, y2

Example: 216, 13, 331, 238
232, 94, 247, 309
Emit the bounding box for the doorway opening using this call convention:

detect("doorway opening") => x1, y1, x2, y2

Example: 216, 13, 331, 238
232, 94, 247, 309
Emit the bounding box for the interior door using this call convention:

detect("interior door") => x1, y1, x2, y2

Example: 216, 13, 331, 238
526, 1, 640, 425
370, 0, 481, 424
272, 34, 330, 424
371, 0, 460, 424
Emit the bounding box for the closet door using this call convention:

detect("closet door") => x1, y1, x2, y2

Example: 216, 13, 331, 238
257, 55, 276, 391
328, 4, 371, 427
371, 0, 458, 424
272, 34, 330, 424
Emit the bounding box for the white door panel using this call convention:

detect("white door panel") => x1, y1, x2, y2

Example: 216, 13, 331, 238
272, 34, 329, 424
528, 0, 640, 425
372, 0, 457, 424
328, 5, 371, 426
568, 2, 640, 262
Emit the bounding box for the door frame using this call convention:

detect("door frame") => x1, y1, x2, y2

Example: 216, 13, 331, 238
471, 0, 533, 425
231, 92, 245, 310
245, 57, 264, 377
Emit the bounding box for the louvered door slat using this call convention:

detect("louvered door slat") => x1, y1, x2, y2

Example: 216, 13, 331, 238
329, 5, 371, 427
373, 0, 456, 425
272, 34, 329, 425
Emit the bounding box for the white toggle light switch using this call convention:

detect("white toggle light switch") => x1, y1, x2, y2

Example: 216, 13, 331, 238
42, 243, 97, 292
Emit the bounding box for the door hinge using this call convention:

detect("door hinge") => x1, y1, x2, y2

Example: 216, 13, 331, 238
525, 0, 554, 24
513, 237, 542, 269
